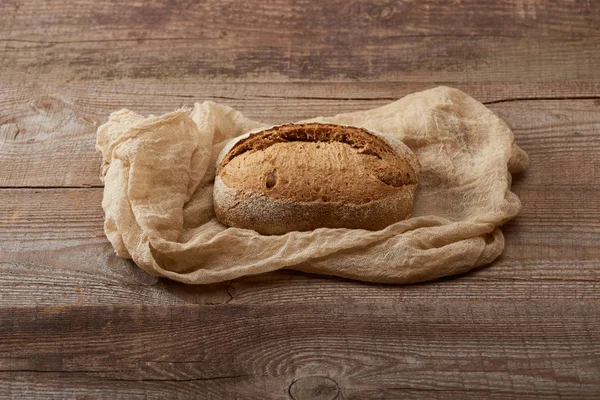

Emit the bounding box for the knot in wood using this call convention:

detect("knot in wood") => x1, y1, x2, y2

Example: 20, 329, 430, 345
289, 376, 339, 400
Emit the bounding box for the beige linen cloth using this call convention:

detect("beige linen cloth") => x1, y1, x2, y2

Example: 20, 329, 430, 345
96, 86, 528, 284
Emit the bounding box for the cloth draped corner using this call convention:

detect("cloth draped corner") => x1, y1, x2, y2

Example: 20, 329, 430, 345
96, 86, 529, 284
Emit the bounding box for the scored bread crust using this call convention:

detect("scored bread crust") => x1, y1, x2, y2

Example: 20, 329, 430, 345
213, 123, 420, 235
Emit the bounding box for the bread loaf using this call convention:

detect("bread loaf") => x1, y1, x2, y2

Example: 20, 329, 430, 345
213, 123, 419, 235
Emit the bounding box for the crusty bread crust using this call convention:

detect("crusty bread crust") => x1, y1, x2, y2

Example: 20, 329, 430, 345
214, 176, 416, 235
214, 123, 420, 235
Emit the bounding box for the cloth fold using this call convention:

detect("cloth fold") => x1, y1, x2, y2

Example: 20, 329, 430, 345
96, 86, 528, 284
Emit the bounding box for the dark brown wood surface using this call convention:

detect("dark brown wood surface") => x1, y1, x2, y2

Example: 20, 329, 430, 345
1, 1, 599, 399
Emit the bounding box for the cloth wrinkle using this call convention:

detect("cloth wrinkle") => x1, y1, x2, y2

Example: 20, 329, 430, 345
96, 86, 528, 284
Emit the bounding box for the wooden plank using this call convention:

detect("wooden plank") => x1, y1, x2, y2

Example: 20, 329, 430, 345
1, 181, 598, 306
0, 302, 598, 398
2, 0, 598, 42
1, 185, 597, 255
2, 36, 599, 83
1, 1, 599, 83
1, 89, 599, 187
2, 260, 599, 308
2, 375, 594, 400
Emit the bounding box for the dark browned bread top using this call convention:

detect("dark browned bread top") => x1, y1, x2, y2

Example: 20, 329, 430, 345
217, 123, 417, 205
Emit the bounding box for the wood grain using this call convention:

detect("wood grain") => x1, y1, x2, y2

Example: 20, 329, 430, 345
1, 302, 599, 399
1, 0, 600, 397
1, 86, 598, 187
1, 182, 598, 306
2, 36, 599, 83
1, 1, 599, 83
3, 0, 599, 42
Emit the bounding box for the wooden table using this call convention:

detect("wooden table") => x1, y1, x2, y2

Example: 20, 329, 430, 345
1, 1, 599, 398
